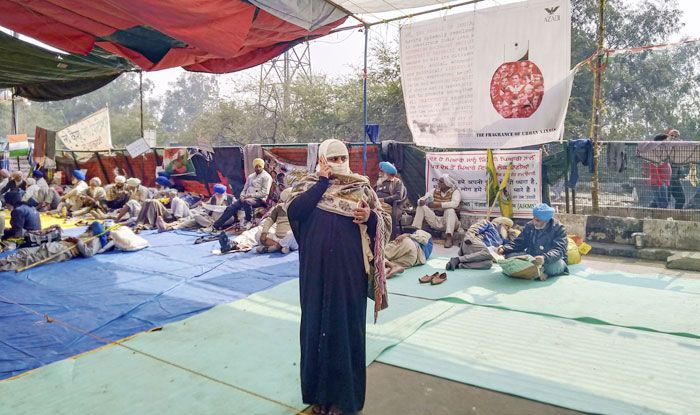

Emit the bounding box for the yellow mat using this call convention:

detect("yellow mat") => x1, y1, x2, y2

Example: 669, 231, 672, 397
3, 211, 84, 230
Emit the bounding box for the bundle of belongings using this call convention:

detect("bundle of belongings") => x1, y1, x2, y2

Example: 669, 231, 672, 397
498, 255, 542, 280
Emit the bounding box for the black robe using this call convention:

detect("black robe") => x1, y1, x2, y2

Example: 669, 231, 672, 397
288, 176, 378, 414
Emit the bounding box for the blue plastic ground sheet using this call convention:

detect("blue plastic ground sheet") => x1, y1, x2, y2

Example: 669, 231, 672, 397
0, 230, 299, 380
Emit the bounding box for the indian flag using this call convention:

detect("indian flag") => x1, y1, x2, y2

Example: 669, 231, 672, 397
8, 134, 29, 157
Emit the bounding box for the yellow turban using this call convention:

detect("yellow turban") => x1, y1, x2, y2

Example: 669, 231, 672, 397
253, 158, 265, 169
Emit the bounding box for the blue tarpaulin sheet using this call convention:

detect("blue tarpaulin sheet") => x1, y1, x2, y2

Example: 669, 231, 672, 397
0, 230, 299, 380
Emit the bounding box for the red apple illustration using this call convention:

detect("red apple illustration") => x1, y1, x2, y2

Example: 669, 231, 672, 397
490, 47, 544, 119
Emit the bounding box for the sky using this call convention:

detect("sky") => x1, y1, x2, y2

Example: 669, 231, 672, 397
142, 0, 700, 98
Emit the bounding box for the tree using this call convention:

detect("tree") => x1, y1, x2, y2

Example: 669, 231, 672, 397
159, 72, 220, 143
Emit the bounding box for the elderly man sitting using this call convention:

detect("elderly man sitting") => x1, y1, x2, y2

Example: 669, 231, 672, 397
213, 158, 272, 230
2, 191, 41, 240
499, 203, 568, 280
383, 229, 433, 278
411, 174, 461, 248
446, 217, 517, 271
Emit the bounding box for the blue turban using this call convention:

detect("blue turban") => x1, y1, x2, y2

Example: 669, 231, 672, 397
533, 203, 555, 221
213, 184, 227, 194
4, 190, 23, 207
72, 170, 86, 181
379, 161, 397, 175
32, 170, 44, 178
90, 221, 108, 247
155, 176, 172, 188
158, 171, 171, 179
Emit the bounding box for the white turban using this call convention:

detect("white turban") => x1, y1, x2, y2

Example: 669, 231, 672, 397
317, 139, 350, 175
25, 178, 36, 186
492, 216, 514, 228
115, 175, 126, 184
439, 174, 456, 189
279, 188, 292, 202
126, 177, 141, 187
90, 177, 102, 186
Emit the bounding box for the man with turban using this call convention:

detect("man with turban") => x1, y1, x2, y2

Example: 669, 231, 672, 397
383, 229, 433, 278
31, 170, 56, 211
157, 183, 235, 232
72, 178, 107, 218
102, 176, 130, 211
375, 161, 406, 239
213, 157, 272, 230
499, 203, 568, 280
54, 170, 88, 216
287, 139, 392, 415
0, 221, 113, 271
257, 188, 296, 254
411, 174, 462, 248
2, 190, 41, 240
115, 178, 150, 223
446, 217, 518, 271
1, 171, 27, 197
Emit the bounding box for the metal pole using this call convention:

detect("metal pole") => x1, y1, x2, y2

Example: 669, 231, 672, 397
139, 71, 144, 138
589, 0, 606, 213
362, 25, 369, 175
10, 89, 17, 134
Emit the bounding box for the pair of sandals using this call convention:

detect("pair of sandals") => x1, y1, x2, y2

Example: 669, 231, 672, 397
419, 272, 447, 285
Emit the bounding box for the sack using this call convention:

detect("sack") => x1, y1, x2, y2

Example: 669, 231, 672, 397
23, 225, 62, 247
567, 237, 581, 265
109, 226, 149, 251
498, 255, 541, 280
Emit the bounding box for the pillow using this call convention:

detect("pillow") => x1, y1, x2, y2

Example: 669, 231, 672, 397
110, 227, 149, 251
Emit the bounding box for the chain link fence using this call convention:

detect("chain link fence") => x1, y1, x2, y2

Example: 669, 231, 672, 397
545, 141, 700, 222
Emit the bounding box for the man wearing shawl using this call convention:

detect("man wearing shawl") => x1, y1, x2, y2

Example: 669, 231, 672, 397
446, 217, 517, 271
411, 174, 462, 248
499, 203, 568, 280
287, 139, 391, 415
213, 158, 272, 230
0, 221, 113, 271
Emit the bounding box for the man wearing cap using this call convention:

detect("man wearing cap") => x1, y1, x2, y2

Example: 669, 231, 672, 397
499, 203, 568, 280
103, 176, 130, 210
2, 190, 41, 240
446, 217, 518, 271
257, 188, 296, 254
213, 158, 272, 230
375, 161, 405, 238
411, 174, 462, 248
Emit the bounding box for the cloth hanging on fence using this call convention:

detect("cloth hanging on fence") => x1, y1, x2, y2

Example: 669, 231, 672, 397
636, 141, 700, 164
34, 127, 47, 166
401, 145, 426, 203
365, 124, 380, 144
213, 147, 244, 198
606, 142, 627, 173
242, 144, 263, 177
567, 139, 594, 188
306, 143, 319, 173
189, 151, 221, 192
541, 147, 568, 205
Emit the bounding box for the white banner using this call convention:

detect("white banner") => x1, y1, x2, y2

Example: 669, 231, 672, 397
426, 150, 542, 218
400, 0, 572, 149
57, 107, 112, 151
125, 137, 151, 158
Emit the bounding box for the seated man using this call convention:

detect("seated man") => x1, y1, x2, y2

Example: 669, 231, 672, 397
115, 178, 150, 223
1, 171, 26, 196
0, 221, 113, 272
446, 217, 517, 271
383, 229, 433, 278
2, 191, 41, 240
73, 177, 107, 218
102, 175, 130, 210
22, 178, 41, 207
132, 176, 189, 229
157, 183, 235, 232
257, 188, 297, 254
499, 203, 568, 280
213, 158, 272, 230
411, 174, 461, 248
375, 161, 406, 239
55, 170, 88, 216
31, 170, 57, 211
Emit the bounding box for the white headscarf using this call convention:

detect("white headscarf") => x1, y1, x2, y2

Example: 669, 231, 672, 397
317, 139, 350, 175
115, 175, 126, 184
439, 174, 456, 189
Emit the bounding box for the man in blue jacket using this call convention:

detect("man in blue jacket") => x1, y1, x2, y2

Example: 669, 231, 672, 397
2, 190, 41, 240
499, 203, 568, 280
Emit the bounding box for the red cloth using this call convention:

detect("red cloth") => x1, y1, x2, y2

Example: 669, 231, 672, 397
647, 162, 671, 186
0, 1, 345, 73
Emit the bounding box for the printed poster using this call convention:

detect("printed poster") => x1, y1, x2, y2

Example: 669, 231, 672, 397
163, 147, 196, 176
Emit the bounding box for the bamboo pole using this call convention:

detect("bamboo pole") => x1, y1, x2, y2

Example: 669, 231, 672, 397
588, 0, 606, 213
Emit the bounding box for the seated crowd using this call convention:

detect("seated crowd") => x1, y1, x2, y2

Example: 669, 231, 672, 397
0, 147, 569, 281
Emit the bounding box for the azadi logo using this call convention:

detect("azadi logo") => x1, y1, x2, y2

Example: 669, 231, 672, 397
545, 6, 559, 15
544, 5, 560, 22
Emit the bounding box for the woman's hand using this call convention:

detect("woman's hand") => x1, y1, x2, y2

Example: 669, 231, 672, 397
318, 157, 333, 179
353, 201, 370, 224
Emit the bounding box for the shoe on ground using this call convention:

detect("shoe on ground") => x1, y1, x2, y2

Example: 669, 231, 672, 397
446, 257, 460, 271
219, 233, 231, 253
281, 246, 290, 254
444, 234, 453, 248
256, 246, 269, 254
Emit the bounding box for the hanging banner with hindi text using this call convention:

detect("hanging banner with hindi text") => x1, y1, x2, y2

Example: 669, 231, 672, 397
425, 150, 542, 218
400, 0, 572, 149
57, 107, 112, 151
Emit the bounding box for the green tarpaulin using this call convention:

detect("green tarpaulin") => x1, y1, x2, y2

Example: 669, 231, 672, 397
0, 32, 133, 102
